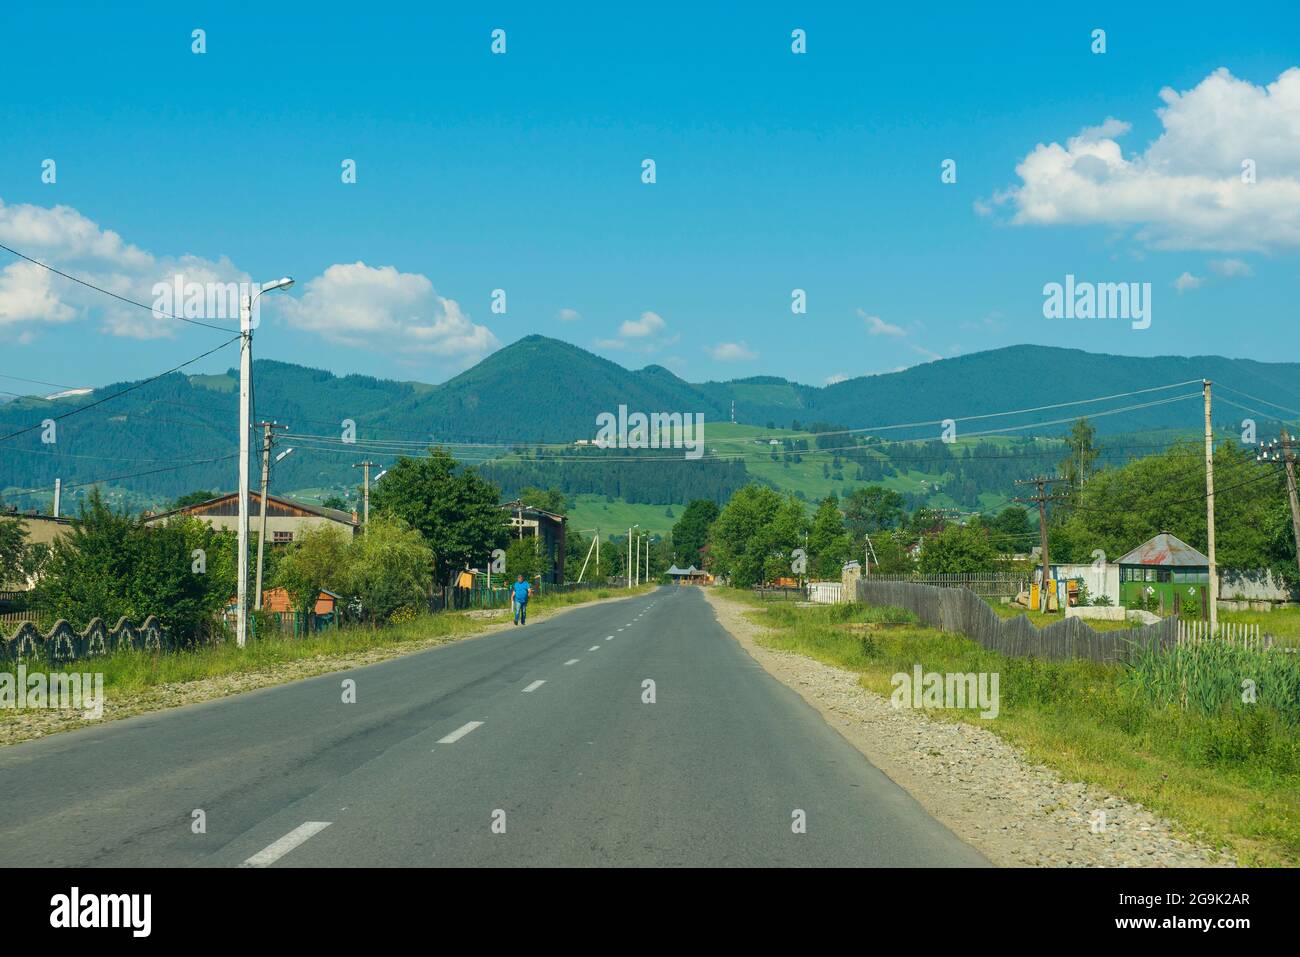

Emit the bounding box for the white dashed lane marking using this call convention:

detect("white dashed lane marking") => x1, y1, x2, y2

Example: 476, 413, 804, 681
243, 821, 332, 867
522, 680, 545, 693
436, 721, 484, 744
588, 645, 600, 651
564, 658, 579, 666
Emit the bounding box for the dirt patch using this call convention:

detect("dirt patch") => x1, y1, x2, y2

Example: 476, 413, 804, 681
704, 588, 1234, 868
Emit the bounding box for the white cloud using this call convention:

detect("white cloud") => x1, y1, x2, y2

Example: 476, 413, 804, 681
1174, 271, 1205, 293
858, 309, 905, 337
555, 307, 582, 322
706, 341, 758, 362
985, 67, 1300, 251
0, 198, 244, 340
619, 310, 666, 338
596, 309, 678, 352
282, 262, 498, 362
1209, 258, 1253, 277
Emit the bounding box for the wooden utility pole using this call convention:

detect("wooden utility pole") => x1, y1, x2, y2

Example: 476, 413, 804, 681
1203, 380, 1218, 633
1014, 476, 1068, 613
1260, 431, 1300, 576
254, 421, 287, 610
353, 461, 378, 530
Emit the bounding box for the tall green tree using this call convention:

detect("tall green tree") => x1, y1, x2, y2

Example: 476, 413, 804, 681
917, 524, 1000, 574
343, 515, 433, 625
843, 485, 905, 537
709, 485, 808, 587
0, 517, 29, 588
274, 524, 352, 615
672, 499, 720, 566
1059, 417, 1101, 498
808, 495, 851, 578
368, 447, 506, 584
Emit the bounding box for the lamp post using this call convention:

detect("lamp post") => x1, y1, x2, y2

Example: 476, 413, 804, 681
627, 525, 638, 588
237, 277, 294, 648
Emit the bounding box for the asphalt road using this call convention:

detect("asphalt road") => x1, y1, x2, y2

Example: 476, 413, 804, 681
0, 587, 987, 867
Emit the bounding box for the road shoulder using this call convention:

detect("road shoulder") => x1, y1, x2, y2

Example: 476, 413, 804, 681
703, 587, 1232, 868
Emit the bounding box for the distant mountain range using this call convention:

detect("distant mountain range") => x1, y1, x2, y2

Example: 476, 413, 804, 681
2, 335, 1297, 509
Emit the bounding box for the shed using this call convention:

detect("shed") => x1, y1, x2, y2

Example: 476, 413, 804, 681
1117, 531, 1210, 614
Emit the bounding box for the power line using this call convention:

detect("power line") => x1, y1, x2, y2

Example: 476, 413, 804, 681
2, 454, 240, 502
0, 335, 240, 444
0, 241, 239, 335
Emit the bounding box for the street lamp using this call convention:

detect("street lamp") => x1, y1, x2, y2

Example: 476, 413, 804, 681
237, 276, 294, 648
627, 525, 639, 589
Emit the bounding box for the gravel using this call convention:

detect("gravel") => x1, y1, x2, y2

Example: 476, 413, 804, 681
704, 588, 1236, 868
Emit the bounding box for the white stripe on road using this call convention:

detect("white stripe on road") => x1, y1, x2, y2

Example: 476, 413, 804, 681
564, 658, 579, 666
437, 721, 484, 744
522, 680, 545, 693
605, 636, 613, 641
589, 645, 600, 651
243, 821, 332, 867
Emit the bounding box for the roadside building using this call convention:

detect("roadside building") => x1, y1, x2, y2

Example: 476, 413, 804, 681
144, 492, 359, 542
665, 564, 710, 585
1117, 531, 1211, 615
500, 500, 567, 584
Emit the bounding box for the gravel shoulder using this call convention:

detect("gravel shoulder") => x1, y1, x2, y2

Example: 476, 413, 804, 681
703, 587, 1236, 868
0, 590, 642, 749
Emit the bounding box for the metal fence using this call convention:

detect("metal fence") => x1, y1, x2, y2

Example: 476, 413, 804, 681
855, 579, 1177, 663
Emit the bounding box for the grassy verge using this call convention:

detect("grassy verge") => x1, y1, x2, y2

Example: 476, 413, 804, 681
730, 591, 1300, 866
985, 601, 1136, 631
1, 584, 653, 709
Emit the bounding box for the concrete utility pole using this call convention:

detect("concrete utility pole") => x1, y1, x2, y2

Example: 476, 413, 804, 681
626, 525, 638, 588
52, 478, 61, 519
235, 277, 293, 649
1203, 380, 1218, 633
353, 461, 378, 530
254, 421, 288, 610
1014, 476, 1069, 613
1259, 432, 1300, 577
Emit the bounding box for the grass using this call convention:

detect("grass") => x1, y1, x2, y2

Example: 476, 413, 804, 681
732, 591, 1300, 867
985, 601, 1137, 632
0, 584, 651, 704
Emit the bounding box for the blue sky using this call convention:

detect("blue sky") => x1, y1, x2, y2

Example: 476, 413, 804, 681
0, 1, 1296, 391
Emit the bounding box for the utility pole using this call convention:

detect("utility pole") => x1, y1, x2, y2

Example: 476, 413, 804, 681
353, 461, 378, 530
1203, 380, 1218, 633
627, 525, 638, 588
234, 277, 294, 649
52, 478, 61, 519
1259, 431, 1300, 577
254, 421, 288, 610
1014, 476, 1069, 613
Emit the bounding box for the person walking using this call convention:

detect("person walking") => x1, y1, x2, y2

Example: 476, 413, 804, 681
512, 574, 533, 626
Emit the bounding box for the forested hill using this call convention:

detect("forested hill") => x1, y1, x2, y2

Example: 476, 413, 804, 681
1, 335, 1297, 509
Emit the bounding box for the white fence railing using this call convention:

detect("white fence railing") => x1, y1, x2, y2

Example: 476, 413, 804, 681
1176, 619, 1272, 651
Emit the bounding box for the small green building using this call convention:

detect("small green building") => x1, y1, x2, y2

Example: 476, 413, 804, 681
1117, 531, 1211, 616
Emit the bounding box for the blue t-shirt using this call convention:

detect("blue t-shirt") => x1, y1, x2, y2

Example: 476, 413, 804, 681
512, 581, 531, 604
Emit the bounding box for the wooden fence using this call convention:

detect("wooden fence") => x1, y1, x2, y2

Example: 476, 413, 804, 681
863, 572, 1027, 600
855, 579, 1176, 663
1177, 619, 1273, 651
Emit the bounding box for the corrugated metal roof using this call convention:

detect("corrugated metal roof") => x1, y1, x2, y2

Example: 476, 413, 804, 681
1116, 532, 1209, 567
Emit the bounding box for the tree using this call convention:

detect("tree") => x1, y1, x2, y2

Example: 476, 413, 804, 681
843, 485, 905, 537
504, 536, 546, 582
672, 499, 720, 565
917, 524, 999, 574
343, 515, 433, 625
709, 485, 807, 587
274, 524, 351, 616
808, 495, 851, 578
368, 447, 506, 584
0, 517, 28, 587
321, 494, 349, 511
515, 485, 567, 515
1059, 417, 1101, 498
869, 529, 915, 574
988, 506, 1034, 553
34, 489, 236, 643
172, 489, 219, 509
